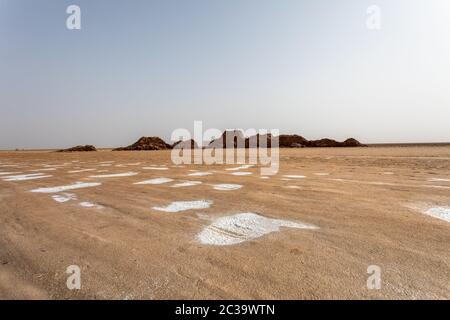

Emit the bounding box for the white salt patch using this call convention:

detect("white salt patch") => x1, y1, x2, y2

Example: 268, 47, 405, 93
2, 173, 52, 181
314, 173, 329, 176
134, 178, 174, 185
197, 213, 318, 246
260, 176, 270, 179
429, 178, 450, 182
99, 161, 114, 164
153, 200, 212, 212
51, 193, 77, 203
283, 175, 306, 179
171, 181, 202, 188
423, 185, 450, 189
226, 165, 255, 171
285, 186, 303, 189
188, 171, 212, 176
424, 207, 450, 223
281, 178, 292, 181
211, 184, 242, 191
98, 164, 112, 167
79, 202, 104, 209
89, 172, 138, 178
0, 172, 21, 176
143, 167, 168, 171
230, 172, 252, 176
68, 169, 97, 173
31, 182, 101, 193
126, 162, 141, 166
382, 172, 394, 175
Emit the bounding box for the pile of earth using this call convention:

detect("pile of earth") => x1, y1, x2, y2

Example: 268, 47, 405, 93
113, 137, 172, 151
57, 145, 97, 152
172, 139, 199, 149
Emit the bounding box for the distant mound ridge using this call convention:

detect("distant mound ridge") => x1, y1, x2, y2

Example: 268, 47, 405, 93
113, 133, 365, 151
113, 137, 172, 151
208, 131, 366, 148
57, 145, 97, 152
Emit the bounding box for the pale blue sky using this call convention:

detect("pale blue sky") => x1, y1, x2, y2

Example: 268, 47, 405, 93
1, 0, 449, 149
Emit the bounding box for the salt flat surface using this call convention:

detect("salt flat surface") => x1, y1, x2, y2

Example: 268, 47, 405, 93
283, 175, 306, 179
188, 172, 213, 176
424, 206, 450, 223
89, 172, 138, 178
153, 200, 212, 212
428, 178, 450, 182
197, 212, 318, 246
31, 182, 101, 193
2, 173, 52, 181
230, 172, 252, 176
80, 202, 104, 209
52, 193, 77, 203
211, 184, 242, 191
134, 178, 174, 185
171, 181, 202, 188
68, 169, 97, 173
226, 165, 255, 171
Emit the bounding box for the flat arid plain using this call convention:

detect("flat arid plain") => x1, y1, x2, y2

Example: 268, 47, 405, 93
0, 146, 449, 299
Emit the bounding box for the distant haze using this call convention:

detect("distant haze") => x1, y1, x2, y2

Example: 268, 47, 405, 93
1, 0, 449, 149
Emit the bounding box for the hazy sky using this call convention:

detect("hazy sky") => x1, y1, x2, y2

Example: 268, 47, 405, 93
1, 0, 449, 149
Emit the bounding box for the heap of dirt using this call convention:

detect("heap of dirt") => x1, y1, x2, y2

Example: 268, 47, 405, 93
279, 135, 309, 148
208, 130, 246, 148
57, 145, 97, 152
172, 139, 199, 149
113, 137, 172, 151
207, 131, 365, 148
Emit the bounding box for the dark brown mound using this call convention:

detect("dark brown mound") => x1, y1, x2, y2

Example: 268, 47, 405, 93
308, 138, 367, 147
208, 130, 247, 148
172, 139, 199, 149
279, 135, 308, 148
113, 137, 172, 151
57, 145, 97, 152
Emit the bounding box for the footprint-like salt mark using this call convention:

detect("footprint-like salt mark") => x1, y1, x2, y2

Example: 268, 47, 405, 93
89, 172, 138, 178
99, 161, 115, 164
382, 172, 394, 175
134, 178, 174, 185
428, 178, 450, 182
314, 173, 329, 176
31, 182, 101, 193
283, 175, 306, 179
211, 184, 242, 191
143, 167, 169, 171
68, 169, 97, 173
197, 213, 318, 246
226, 165, 255, 171
2, 173, 52, 181
126, 162, 141, 166
424, 207, 450, 223
79, 202, 104, 209
188, 171, 212, 176
284, 186, 302, 189
98, 164, 112, 167
51, 193, 77, 203
153, 200, 212, 213
171, 181, 202, 188
260, 176, 270, 179
230, 172, 252, 176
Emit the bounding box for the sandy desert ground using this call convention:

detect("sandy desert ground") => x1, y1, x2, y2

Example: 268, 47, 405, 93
0, 146, 449, 299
